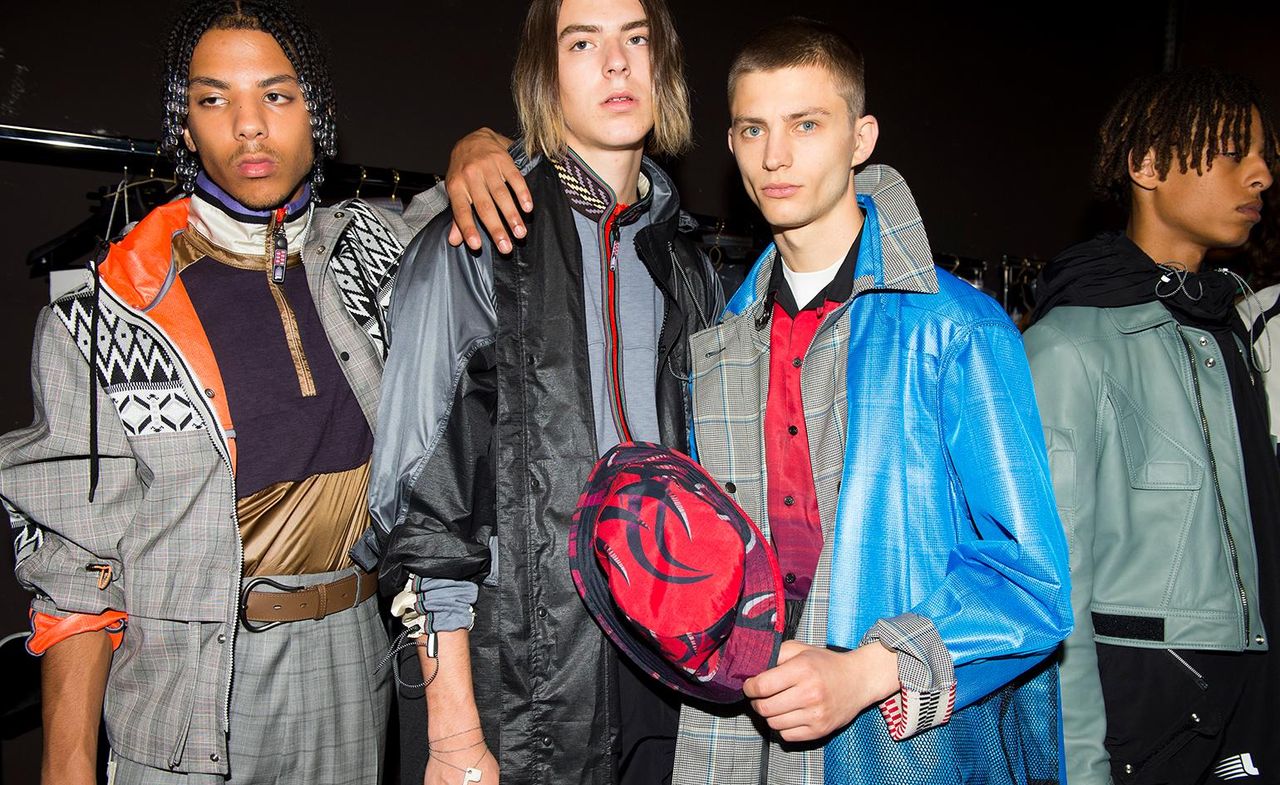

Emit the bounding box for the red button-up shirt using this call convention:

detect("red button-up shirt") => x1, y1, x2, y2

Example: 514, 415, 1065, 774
763, 232, 861, 605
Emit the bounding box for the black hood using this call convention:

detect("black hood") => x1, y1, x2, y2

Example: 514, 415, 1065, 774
1031, 232, 1242, 328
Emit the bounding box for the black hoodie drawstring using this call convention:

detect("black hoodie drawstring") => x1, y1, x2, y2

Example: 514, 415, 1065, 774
87, 242, 107, 503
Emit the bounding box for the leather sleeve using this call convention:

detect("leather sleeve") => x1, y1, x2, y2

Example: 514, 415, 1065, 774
1024, 321, 1112, 785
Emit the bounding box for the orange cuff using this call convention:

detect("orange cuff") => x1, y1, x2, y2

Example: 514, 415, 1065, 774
27, 609, 128, 655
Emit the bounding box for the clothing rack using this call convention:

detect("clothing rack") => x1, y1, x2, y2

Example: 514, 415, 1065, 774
2, 124, 759, 279
0, 124, 440, 196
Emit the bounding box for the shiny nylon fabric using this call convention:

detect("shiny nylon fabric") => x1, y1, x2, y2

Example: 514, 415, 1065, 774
723, 194, 1071, 783
367, 156, 723, 784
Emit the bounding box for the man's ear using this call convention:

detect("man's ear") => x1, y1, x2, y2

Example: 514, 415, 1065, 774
851, 114, 879, 168
183, 126, 197, 154
1129, 148, 1159, 191
727, 126, 736, 158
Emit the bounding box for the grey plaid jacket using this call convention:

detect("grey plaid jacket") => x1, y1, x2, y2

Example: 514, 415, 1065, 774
0, 189, 443, 775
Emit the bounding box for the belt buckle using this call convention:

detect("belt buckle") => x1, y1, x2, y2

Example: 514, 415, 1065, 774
239, 575, 306, 633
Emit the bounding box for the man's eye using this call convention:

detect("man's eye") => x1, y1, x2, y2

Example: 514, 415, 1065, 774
743, 126, 763, 138
798, 121, 817, 132
265, 92, 290, 104
197, 95, 225, 107
570, 39, 592, 51
627, 34, 649, 45
1220, 150, 1243, 161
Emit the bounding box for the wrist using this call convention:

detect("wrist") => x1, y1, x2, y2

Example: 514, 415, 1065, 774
851, 641, 901, 704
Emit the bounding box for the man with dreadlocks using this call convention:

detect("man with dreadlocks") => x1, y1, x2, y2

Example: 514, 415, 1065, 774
0, 1, 459, 782
1025, 69, 1280, 785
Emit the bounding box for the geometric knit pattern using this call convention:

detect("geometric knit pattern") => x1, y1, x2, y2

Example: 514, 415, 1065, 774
328, 200, 406, 359
51, 290, 204, 437
552, 154, 611, 220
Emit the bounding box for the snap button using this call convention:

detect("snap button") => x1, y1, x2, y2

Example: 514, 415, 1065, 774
783, 495, 795, 506
204, 388, 216, 399
217, 633, 226, 644
792, 357, 802, 368
1257, 634, 1266, 645
1190, 713, 1200, 723
1124, 764, 1133, 774
1198, 336, 1209, 347
724, 481, 737, 494
784, 573, 796, 585
530, 476, 540, 491
340, 351, 350, 361
316, 245, 325, 254
335, 211, 345, 219
788, 425, 799, 436
210, 753, 220, 763
542, 735, 553, 747
1205, 357, 1216, 368
537, 607, 547, 618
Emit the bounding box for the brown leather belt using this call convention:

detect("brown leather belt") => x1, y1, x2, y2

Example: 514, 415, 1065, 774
241, 569, 377, 630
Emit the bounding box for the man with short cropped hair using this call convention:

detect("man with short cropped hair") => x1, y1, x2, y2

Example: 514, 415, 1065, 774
668, 18, 1072, 785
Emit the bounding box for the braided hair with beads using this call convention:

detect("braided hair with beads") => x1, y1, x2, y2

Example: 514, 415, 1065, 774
160, 0, 337, 192
1093, 68, 1280, 207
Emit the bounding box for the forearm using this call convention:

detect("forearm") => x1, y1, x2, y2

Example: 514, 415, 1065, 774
422, 628, 482, 737
41, 629, 111, 784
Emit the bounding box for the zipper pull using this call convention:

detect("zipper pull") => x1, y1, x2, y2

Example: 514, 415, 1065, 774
270, 207, 288, 284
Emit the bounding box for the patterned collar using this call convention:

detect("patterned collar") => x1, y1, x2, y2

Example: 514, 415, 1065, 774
551, 146, 652, 226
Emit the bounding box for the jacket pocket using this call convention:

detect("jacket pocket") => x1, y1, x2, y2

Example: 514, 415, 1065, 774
103, 617, 204, 771
1097, 643, 1221, 785
1110, 381, 1204, 491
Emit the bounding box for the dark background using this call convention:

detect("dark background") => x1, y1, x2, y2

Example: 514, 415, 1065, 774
1, 1, 1277, 781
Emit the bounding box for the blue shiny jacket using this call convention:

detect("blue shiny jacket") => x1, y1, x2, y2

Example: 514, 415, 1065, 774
678, 166, 1073, 784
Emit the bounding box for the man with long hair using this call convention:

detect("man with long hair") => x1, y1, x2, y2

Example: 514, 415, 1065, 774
367, 1, 722, 783
1026, 69, 1280, 785
0, 2, 454, 782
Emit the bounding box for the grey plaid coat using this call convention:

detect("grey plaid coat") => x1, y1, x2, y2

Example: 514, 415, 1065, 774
0, 189, 443, 775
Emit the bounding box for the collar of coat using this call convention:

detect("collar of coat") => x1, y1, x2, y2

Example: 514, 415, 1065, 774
724, 164, 938, 321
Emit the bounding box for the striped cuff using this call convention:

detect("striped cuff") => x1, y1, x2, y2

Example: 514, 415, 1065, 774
400, 576, 478, 633
861, 612, 956, 741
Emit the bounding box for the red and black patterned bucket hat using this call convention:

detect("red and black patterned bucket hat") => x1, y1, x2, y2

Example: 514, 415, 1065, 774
569, 442, 785, 703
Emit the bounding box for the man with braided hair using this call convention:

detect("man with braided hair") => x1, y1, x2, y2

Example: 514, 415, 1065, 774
0, 2, 517, 782
1025, 69, 1280, 785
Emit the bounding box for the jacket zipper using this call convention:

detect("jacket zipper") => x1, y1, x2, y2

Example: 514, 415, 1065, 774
1165, 649, 1209, 690
101, 286, 243, 743
1178, 331, 1250, 645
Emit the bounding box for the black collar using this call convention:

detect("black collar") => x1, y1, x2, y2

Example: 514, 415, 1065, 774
769, 223, 864, 318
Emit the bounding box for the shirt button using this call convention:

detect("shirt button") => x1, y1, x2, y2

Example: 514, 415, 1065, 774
340, 351, 350, 361
724, 481, 737, 494
788, 425, 799, 436
204, 388, 216, 399
784, 573, 796, 585
783, 495, 795, 506
792, 357, 802, 368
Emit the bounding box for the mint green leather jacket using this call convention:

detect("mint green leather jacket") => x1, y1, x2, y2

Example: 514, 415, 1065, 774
1023, 301, 1268, 785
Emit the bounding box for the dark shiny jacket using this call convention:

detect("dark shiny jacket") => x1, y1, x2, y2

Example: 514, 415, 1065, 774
357, 155, 722, 784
